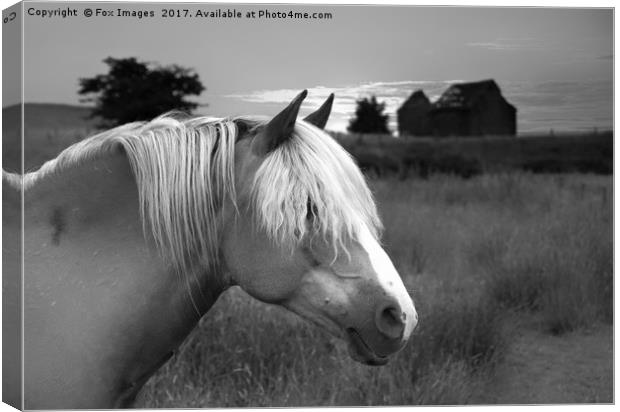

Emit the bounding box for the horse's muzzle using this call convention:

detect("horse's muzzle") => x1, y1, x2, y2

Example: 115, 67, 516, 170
345, 297, 418, 365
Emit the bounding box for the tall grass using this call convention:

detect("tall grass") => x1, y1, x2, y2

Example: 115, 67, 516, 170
334, 132, 613, 178
137, 173, 612, 407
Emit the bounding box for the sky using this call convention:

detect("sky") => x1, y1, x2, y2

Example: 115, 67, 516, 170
9, 3, 614, 133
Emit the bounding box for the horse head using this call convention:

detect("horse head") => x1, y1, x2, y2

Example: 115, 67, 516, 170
221, 91, 417, 365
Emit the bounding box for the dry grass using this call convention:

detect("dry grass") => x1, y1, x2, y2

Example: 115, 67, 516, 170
137, 172, 611, 407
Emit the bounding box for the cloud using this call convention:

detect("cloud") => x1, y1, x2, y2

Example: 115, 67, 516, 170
499, 79, 612, 132
467, 38, 611, 65
466, 37, 547, 51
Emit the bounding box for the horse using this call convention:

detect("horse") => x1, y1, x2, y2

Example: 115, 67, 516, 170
2, 90, 418, 409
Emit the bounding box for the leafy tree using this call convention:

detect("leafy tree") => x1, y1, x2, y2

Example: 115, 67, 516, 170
78, 57, 205, 127
347, 96, 390, 134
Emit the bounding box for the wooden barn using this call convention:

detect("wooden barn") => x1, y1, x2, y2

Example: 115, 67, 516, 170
397, 90, 432, 136
398, 79, 517, 137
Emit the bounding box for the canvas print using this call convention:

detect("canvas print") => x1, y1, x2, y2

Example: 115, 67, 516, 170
2, 1, 613, 409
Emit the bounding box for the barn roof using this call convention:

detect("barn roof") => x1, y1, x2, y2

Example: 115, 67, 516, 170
433, 79, 515, 111
398, 90, 430, 112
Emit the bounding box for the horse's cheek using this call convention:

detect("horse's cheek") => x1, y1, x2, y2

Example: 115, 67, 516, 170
221, 223, 304, 303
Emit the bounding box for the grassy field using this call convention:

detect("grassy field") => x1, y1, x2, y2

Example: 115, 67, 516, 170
136, 172, 612, 407
334, 131, 613, 178
2, 104, 98, 172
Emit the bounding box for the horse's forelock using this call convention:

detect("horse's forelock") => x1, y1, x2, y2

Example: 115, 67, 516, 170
250, 120, 382, 254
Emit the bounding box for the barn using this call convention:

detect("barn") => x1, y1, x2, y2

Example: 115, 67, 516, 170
398, 79, 517, 137
397, 90, 432, 136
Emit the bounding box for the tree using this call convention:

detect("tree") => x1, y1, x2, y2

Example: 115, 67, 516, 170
78, 57, 205, 127
347, 96, 390, 134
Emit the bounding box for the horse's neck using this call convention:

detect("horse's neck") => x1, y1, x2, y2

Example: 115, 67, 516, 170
22, 149, 224, 408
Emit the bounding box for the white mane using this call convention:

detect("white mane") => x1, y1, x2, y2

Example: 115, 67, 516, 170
4, 114, 381, 273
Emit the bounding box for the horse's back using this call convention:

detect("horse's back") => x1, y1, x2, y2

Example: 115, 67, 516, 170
20, 153, 152, 408
20, 152, 196, 408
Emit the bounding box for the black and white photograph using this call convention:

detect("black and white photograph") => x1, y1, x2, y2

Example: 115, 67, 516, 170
1, 0, 614, 409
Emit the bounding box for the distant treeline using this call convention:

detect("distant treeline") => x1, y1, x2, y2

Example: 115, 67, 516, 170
333, 132, 613, 179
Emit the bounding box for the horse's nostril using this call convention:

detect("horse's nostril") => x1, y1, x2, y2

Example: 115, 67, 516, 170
384, 307, 400, 325
375, 304, 405, 340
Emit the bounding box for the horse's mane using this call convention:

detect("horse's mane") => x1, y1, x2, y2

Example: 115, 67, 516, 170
5, 113, 381, 274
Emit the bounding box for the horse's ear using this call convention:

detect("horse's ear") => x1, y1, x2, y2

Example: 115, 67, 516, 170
234, 119, 251, 140
252, 90, 307, 155
304, 93, 334, 129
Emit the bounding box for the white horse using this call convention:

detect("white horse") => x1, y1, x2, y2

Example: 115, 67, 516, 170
3, 91, 417, 409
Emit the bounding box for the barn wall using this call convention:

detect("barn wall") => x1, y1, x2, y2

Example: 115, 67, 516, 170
474, 93, 516, 135
430, 110, 471, 137
398, 105, 432, 136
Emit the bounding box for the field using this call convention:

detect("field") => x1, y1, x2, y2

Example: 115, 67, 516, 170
335, 131, 613, 178
136, 173, 612, 406
6, 104, 614, 406
2, 104, 98, 173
